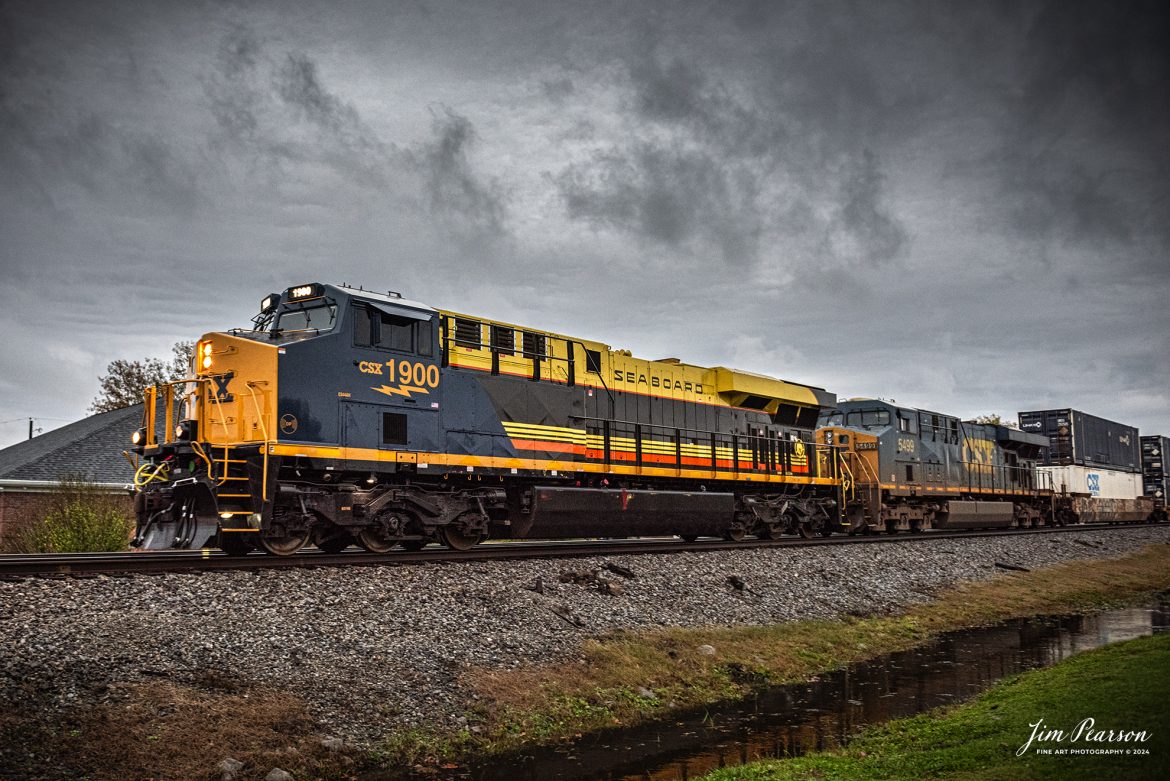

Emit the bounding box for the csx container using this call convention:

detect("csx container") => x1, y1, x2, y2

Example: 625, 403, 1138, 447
1142, 435, 1170, 505
1038, 464, 1141, 500
1017, 409, 1140, 472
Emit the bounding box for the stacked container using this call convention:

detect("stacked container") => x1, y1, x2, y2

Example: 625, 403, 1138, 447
1017, 409, 1141, 502
1142, 435, 1169, 506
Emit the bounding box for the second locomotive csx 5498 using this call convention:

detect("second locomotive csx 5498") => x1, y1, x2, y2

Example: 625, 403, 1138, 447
131, 283, 847, 555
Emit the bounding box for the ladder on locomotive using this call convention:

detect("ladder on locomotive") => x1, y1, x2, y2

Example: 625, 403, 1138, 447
841, 449, 881, 527
211, 448, 256, 521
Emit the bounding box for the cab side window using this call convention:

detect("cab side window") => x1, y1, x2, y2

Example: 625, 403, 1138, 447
377, 314, 414, 352
354, 304, 430, 355
354, 306, 375, 347
417, 320, 434, 357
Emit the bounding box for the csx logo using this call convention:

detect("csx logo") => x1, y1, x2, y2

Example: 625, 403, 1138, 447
212, 372, 235, 402
365, 359, 441, 400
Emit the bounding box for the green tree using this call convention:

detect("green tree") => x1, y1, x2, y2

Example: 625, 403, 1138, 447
9, 477, 133, 553
89, 341, 194, 413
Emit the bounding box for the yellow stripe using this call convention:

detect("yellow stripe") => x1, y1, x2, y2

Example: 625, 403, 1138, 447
501, 423, 587, 444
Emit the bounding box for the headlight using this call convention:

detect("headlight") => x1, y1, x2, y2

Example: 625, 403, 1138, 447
199, 342, 213, 370
131, 428, 145, 446
260, 293, 280, 313
174, 420, 197, 441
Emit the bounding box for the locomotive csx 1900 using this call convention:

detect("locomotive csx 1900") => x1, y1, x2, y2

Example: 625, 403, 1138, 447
129, 283, 1161, 555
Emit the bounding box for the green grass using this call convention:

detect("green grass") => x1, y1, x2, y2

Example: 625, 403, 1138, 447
698, 632, 1170, 781
450, 545, 1170, 763
366, 546, 1170, 769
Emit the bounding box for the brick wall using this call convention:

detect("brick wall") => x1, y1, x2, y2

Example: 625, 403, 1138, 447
0, 486, 134, 551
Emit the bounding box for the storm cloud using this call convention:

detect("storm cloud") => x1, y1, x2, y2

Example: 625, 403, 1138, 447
0, 0, 1167, 448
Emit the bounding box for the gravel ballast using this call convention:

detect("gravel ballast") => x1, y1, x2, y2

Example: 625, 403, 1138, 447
3, 527, 1169, 745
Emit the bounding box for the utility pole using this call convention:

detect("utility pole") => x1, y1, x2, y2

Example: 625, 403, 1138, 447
29, 418, 33, 440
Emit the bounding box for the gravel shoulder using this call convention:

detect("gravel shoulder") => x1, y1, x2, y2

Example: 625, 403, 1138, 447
3, 526, 1170, 751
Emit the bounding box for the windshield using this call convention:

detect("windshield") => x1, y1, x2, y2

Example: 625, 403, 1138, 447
277, 303, 337, 332
846, 409, 891, 428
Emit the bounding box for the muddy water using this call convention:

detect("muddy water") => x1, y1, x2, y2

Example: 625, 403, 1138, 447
389, 600, 1170, 781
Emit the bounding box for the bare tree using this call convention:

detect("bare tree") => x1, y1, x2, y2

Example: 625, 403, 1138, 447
171, 341, 195, 378
89, 341, 196, 413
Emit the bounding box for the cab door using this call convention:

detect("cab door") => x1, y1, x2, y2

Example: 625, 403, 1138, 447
349, 302, 441, 453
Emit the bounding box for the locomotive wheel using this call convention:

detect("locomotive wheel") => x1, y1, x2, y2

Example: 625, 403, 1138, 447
258, 528, 311, 556
440, 525, 482, 551
219, 532, 254, 556
723, 526, 746, 542
357, 528, 398, 554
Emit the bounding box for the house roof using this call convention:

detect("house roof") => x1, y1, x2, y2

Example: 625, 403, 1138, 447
0, 405, 144, 485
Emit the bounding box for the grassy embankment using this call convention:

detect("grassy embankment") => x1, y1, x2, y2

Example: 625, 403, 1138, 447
6, 544, 1167, 780
697, 631, 1170, 781
386, 543, 1170, 765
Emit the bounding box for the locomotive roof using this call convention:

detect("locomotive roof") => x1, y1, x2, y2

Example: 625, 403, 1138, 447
327, 282, 831, 402
331, 284, 436, 314
434, 308, 830, 396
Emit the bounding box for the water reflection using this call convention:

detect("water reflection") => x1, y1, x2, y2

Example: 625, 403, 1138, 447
376, 601, 1169, 781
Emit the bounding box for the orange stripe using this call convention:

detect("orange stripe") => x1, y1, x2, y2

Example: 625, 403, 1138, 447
510, 438, 585, 455
268, 443, 839, 486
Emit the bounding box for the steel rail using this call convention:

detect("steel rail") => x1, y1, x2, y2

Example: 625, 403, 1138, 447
0, 522, 1147, 578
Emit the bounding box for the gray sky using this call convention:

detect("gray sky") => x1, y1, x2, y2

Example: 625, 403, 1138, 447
2, 0, 1168, 449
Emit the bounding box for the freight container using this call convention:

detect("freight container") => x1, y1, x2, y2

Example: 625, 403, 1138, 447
1141, 435, 1170, 504
1017, 409, 1140, 472
1038, 464, 1141, 500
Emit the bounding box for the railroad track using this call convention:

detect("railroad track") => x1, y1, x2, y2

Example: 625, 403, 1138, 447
0, 523, 1140, 578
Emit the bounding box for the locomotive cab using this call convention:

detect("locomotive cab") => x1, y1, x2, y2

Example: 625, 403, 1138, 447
131, 283, 455, 554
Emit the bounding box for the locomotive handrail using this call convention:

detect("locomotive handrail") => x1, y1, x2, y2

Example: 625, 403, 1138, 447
573, 414, 838, 478
565, 339, 616, 407
243, 381, 271, 502
849, 447, 881, 484
838, 456, 857, 503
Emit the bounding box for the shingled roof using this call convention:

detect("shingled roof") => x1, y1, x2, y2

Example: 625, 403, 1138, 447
0, 405, 144, 484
